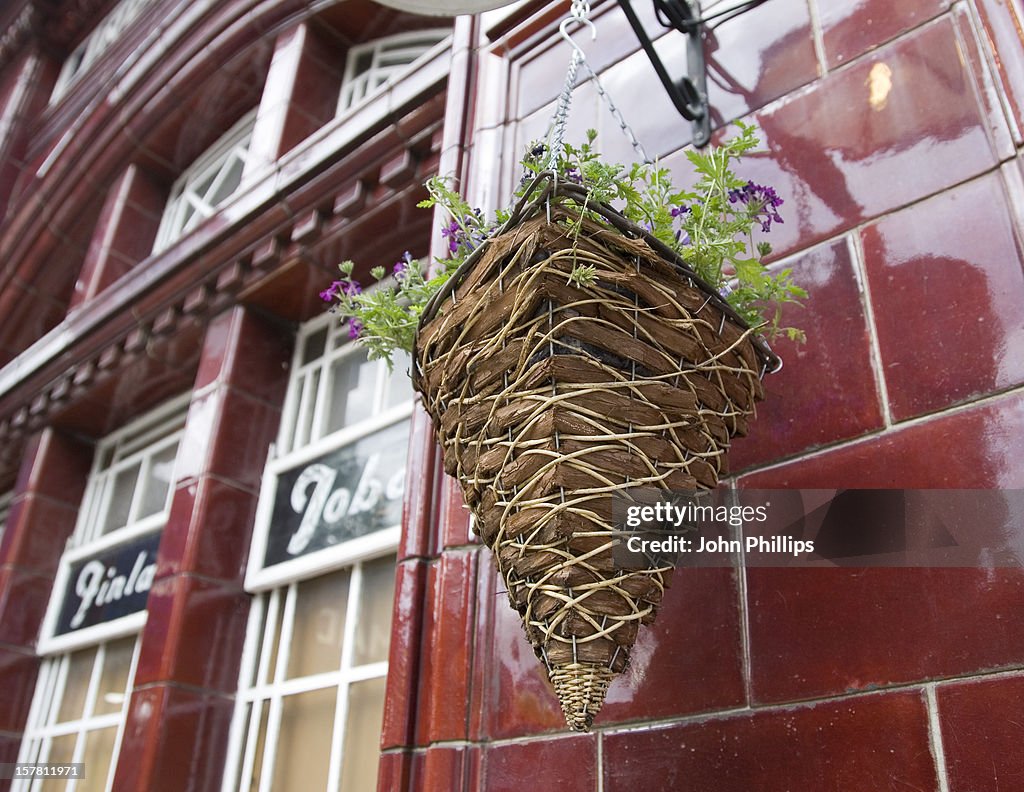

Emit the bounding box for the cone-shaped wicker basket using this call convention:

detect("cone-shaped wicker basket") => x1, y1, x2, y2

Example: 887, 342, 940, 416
412, 173, 779, 731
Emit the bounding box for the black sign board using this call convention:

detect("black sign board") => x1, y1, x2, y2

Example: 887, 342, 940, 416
53, 530, 160, 637
263, 418, 409, 569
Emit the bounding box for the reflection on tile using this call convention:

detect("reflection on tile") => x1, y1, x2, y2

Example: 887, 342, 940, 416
739, 390, 1024, 489
818, 0, 948, 67
743, 19, 998, 256
861, 173, 1024, 420
746, 567, 1024, 703
603, 691, 937, 791
730, 239, 884, 471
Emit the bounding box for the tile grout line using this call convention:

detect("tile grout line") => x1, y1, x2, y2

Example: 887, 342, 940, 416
734, 380, 1024, 481
805, 0, 829, 77
728, 486, 756, 707
962, 0, 1023, 145
596, 730, 604, 792
383, 665, 1024, 755
925, 684, 952, 792
845, 232, 894, 429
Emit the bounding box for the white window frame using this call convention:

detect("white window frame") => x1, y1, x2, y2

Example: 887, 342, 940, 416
153, 110, 259, 253
50, 0, 157, 103
221, 552, 394, 792
13, 635, 142, 792
224, 311, 412, 792
37, 393, 190, 655
245, 311, 413, 592
337, 30, 452, 115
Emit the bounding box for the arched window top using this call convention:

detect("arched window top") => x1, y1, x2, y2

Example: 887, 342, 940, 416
337, 29, 451, 114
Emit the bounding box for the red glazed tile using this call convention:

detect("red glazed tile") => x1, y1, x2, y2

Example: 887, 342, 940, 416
600, 566, 745, 724
18, 429, 93, 506
477, 553, 567, 739
381, 558, 428, 750
439, 475, 473, 550
938, 673, 1024, 791
399, 407, 439, 562
0, 566, 52, 647
603, 690, 937, 792
972, 0, 1024, 141
740, 389, 1024, 489
0, 494, 78, 576
377, 750, 414, 792
134, 574, 251, 693
0, 647, 39, 732
415, 550, 478, 745
193, 300, 291, 403
746, 567, 1024, 703
156, 476, 259, 583
421, 746, 473, 790
952, 5, 1016, 160
730, 239, 884, 471
702, 0, 818, 126
176, 387, 281, 491
114, 684, 234, 792
744, 18, 1000, 257
484, 735, 596, 792
861, 173, 1024, 421
0, 734, 20, 763
818, 0, 949, 67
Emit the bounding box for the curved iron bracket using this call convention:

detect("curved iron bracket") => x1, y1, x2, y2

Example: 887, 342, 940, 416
616, 0, 711, 147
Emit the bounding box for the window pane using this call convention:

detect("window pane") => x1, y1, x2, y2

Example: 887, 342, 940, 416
77, 726, 116, 792
352, 557, 395, 666
271, 687, 337, 792
261, 594, 286, 685
101, 462, 141, 534
287, 569, 349, 679
302, 328, 328, 365
247, 703, 270, 792
57, 647, 97, 723
326, 351, 375, 432
94, 637, 134, 716
339, 677, 386, 792
38, 733, 77, 791
138, 443, 177, 519
385, 351, 414, 408
207, 154, 245, 207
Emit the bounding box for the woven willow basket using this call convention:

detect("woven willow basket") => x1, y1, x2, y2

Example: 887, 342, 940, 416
412, 173, 779, 731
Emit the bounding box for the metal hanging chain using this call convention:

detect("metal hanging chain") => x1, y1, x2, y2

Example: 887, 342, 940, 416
546, 0, 650, 168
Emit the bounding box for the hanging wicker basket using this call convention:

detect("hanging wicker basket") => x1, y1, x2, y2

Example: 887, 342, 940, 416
412, 173, 779, 731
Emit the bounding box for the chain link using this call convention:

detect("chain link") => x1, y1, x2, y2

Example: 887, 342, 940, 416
545, 2, 650, 169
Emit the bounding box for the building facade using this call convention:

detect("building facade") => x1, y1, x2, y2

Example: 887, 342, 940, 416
0, 0, 1023, 791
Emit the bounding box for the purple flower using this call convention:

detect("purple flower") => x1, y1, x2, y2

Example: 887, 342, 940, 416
318, 279, 345, 302
728, 181, 785, 232
347, 319, 363, 339
440, 220, 462, 254
670, 205, 690, 218
342, 280, 361, 296
564, 167, 583, 184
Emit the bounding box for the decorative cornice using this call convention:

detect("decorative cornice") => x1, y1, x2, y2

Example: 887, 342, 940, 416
0, 94, 445, 481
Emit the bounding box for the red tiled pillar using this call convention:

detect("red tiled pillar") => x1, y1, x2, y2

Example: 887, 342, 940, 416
112, 306, 291, 792
247, 22, 343, 170
70, 164, 166, 308
0, 430, 92, 787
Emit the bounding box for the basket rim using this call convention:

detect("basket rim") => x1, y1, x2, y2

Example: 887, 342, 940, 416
415, 171, 781, 374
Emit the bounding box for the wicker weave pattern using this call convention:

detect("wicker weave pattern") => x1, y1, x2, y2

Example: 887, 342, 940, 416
413, 177, 774, 731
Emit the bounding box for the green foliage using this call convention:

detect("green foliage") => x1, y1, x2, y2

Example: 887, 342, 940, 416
320, 122, 807, 365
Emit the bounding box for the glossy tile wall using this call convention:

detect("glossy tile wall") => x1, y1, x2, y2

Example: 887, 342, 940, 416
381, 1, 1024, 790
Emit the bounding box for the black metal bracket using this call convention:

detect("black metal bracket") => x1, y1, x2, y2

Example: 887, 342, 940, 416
616, 0, 710, 147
